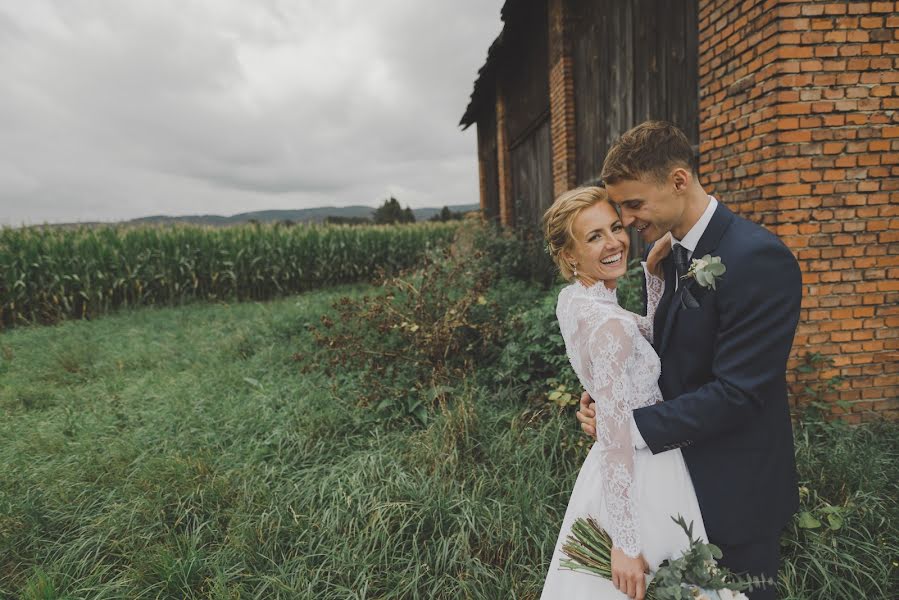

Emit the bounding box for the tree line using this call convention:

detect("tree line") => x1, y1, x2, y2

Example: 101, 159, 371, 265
324, 197, 469, 226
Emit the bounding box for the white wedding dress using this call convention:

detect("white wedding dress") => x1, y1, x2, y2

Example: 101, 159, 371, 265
539, 264, 708, 599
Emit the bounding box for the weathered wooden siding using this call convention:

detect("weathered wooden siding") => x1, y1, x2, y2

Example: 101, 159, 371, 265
500, 0, 553, 233
572, 0, 699, 185
463, 0, 699, 249
510, 117, 553, 234
572, 0, 631, 186
570, 0, 698, 256
502, 1, 550, 146
477, 111, 500, 221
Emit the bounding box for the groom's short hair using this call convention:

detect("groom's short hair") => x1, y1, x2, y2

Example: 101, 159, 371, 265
601, 121, 697, 186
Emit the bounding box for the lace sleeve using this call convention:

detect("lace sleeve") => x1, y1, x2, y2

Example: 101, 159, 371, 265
586, 315, 642, 558
633, 261, 665, 343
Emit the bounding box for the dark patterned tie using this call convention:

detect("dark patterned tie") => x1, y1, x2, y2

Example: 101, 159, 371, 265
673, 243, 690, 283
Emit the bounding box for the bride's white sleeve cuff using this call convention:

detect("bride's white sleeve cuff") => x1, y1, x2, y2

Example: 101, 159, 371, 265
629, 414, 648, 450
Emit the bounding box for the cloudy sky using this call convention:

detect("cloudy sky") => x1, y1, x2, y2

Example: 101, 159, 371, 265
0, 0, 504, 226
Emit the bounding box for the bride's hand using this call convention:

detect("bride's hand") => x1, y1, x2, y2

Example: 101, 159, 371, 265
577, 390, 596, 438
611, 547, 650, 600
646, 232, 672, 279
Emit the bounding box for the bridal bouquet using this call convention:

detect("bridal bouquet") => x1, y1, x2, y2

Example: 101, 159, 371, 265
560, 515, 772, 600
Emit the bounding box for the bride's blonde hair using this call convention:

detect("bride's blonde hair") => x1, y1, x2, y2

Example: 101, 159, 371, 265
542, 186, 613, 281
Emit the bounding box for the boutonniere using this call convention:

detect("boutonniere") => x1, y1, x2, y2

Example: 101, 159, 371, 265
678, 255, 726, 309
681, 254, 727, 290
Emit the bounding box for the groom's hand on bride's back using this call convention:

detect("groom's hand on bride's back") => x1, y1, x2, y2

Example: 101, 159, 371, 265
577, 390, 596, 437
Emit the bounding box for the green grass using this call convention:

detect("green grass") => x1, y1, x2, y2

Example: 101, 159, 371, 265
1, 282, 895, 599
0, 285, 586, 599
779, 418, 898, 599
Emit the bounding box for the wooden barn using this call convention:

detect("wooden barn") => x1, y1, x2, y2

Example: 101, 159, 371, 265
460, 0, 899, 419
461, 0, 698, 255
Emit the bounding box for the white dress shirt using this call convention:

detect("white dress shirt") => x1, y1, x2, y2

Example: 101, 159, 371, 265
670, 195, 719, 291
629, 195, 719, 450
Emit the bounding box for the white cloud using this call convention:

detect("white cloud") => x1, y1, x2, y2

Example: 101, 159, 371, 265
0, 0, 503, 226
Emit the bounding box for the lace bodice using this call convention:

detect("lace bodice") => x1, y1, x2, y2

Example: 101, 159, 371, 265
555, 262, 665, 558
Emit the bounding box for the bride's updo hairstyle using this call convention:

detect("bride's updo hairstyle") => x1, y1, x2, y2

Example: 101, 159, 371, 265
542, 186, 613, 282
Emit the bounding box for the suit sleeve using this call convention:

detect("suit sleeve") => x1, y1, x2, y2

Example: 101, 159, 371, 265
632, 239, 802, 452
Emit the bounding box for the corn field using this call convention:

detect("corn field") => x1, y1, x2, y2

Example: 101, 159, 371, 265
0, 220, 461, 327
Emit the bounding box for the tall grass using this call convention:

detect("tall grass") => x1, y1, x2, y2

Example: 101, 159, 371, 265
0, 284, 573, 599
0, 220, 460, 327
1, 220, 895, 599
778, 418, 898, 599
2, 287, 894, 599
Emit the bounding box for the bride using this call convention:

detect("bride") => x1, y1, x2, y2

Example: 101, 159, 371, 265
539, 186, 707, 600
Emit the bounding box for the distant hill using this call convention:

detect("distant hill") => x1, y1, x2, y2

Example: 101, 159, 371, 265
123, 204, 481, 227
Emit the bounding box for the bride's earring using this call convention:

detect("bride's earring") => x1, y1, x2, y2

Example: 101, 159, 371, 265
573, 263, 578, 278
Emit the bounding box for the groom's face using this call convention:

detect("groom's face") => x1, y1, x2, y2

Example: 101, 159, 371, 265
605, 174, 683, 244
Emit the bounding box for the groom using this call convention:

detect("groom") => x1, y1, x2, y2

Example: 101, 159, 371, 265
577, 121, 802, 600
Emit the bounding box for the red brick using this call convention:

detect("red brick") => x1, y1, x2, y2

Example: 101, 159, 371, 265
695, 0, 896, 418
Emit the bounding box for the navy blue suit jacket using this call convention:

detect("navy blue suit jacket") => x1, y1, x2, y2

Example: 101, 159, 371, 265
635, 201, 802, 546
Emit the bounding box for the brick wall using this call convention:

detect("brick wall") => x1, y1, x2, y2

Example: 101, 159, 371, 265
548, 0, 578, 197
698, 0, 899, 421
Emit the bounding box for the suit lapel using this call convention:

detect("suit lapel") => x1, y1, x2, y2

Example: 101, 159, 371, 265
658, 282, 686, 356
656, 201, 736, 356
652, 255, 676, 353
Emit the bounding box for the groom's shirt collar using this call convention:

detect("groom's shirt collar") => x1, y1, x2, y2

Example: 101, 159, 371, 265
670, 195, 718, 258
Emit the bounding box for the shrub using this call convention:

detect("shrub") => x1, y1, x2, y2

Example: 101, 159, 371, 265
305, 222, 519, 425
492, 257, 646, 408
467, 220, 559, 288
